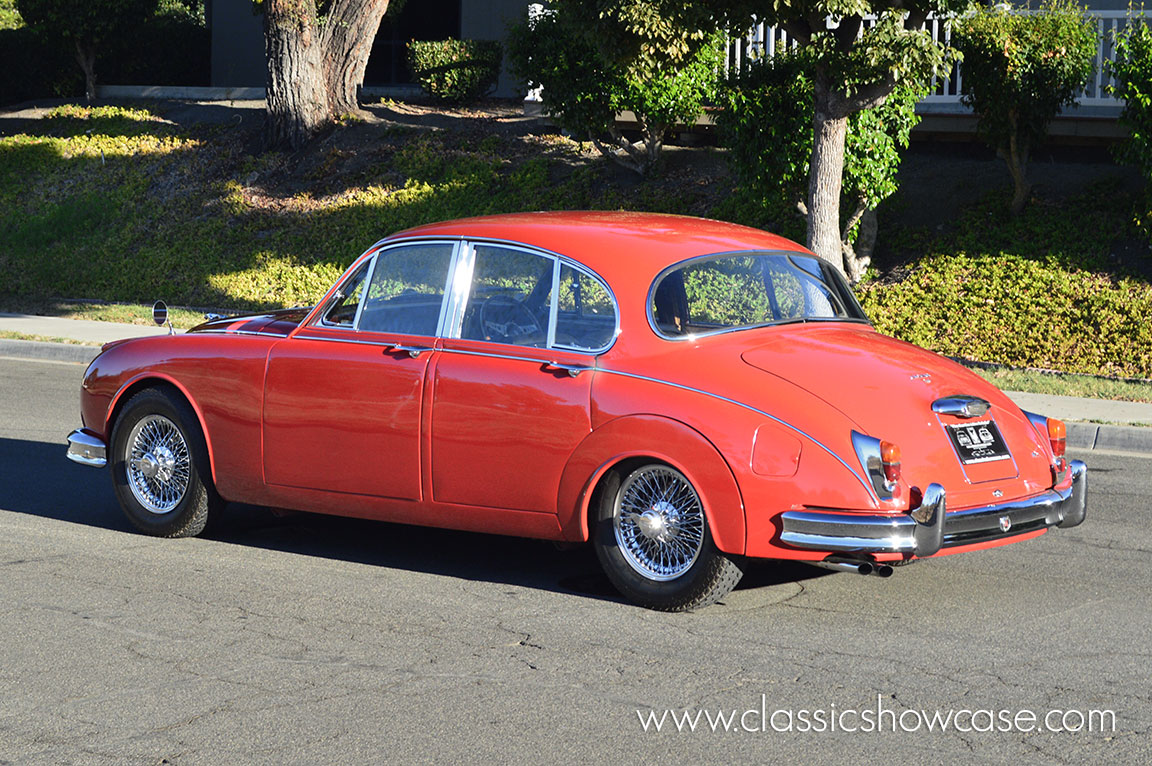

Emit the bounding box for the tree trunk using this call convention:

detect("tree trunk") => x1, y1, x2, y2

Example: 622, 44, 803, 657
322, 0, 392, 117
74, 40, 97, 102
1006, 113, 1031, 215
806, 73, 849, 275
264, 0, 330, 150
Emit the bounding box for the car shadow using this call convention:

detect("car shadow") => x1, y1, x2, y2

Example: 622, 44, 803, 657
1, 436, 828, 605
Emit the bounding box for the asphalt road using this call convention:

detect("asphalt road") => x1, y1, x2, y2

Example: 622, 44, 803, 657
1, 357, 1149, 764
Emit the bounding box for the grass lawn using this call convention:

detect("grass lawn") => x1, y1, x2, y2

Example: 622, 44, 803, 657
2, 101, 1151, 390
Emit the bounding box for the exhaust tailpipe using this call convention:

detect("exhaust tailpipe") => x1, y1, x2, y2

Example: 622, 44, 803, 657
812, 557, 895, 578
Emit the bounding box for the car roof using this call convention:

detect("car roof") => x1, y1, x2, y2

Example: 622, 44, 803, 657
384, 211, 810, 282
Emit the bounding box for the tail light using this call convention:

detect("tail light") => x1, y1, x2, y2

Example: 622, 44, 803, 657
1047, 418, 1067, 458
880, 441, 901, 484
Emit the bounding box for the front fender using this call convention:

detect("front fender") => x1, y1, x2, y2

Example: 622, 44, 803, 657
555, 414, 746, 556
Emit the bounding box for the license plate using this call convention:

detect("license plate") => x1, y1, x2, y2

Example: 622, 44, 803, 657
945, 420, 1011, 465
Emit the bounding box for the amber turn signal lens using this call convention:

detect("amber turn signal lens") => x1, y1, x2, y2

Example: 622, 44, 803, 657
1047, 418, 1067, 458
880, 440, 901, 483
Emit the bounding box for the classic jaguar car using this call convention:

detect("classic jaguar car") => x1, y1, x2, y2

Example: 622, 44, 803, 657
66, 212, 1087, 610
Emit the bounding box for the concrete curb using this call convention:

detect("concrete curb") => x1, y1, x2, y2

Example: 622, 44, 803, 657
0, 339, 99, 365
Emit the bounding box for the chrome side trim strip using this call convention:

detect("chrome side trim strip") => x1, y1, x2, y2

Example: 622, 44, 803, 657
594, 367, 877, 500
66, 429, 107, 468
438, 346, 574, 367
192, 329, 291, 339
293, 333, 420, 348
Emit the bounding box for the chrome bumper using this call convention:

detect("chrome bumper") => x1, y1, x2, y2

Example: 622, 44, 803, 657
66, 429, 107, 468
780, 460, 1087, 557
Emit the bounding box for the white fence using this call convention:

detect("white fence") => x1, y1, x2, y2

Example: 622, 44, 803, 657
726, 11, 1152, 109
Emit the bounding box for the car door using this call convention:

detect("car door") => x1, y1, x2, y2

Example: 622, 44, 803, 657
430, 242, 618, 513
262, 241, 458, 500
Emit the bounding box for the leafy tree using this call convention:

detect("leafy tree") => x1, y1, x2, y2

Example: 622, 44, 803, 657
0, 0, 23, 30
258, 0, 404, 150
16, 0, 159, 100
954, 0, 1095, 214
1109, 12, 1152, 237
508, 1, 723, 175
711, 1, 965, 277
717, 49, 923, 281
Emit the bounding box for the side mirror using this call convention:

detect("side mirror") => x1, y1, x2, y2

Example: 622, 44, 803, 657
153, 301, 173, 335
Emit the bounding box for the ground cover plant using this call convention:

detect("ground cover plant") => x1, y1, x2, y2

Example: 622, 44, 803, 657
2, 100, 1150, 382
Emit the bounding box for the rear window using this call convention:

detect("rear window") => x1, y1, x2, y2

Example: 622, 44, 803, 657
649, 252, 869, 338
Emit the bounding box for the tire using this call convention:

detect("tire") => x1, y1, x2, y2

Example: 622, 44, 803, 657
593, 463, 744, 611
110, 387, 220, 538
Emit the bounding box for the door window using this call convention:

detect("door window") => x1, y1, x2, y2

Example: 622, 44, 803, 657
460, 245, 553, 347
357, 243, 455, 335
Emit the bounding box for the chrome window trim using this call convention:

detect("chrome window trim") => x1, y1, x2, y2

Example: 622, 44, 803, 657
547, 258, 560, 349
595, 367, 877, 501
438, 345, 583, 367
646, 249, 872, 342
350, 250, 379, 330
294, 333, 418, 348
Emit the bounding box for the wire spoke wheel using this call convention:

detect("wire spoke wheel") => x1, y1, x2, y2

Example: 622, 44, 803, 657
124, 414, 191, 514
613, 465, 705, 581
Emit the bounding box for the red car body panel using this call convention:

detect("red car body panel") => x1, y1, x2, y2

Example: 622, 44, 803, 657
76, 212, 1084, 566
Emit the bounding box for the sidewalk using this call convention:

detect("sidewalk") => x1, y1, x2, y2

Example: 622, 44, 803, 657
2, 312, 1151, 455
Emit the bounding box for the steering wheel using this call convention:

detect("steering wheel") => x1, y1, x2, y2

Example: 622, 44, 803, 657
479, 294, 545, 346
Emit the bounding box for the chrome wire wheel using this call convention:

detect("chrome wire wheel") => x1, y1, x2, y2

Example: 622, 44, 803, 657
124, 414, 191, 515
613, 465, 705, 581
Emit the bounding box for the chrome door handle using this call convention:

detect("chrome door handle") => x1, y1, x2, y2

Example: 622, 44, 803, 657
383, 343, 431, 358
546, 362, 592, 377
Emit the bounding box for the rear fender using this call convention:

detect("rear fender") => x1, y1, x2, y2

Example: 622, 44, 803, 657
555, 414, 745, 555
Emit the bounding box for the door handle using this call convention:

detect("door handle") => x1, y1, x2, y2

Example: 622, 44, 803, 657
383, 343, 432, 358
545, 361, 592, 377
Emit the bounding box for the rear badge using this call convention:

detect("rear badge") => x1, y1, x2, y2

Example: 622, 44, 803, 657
992, 489, 1004, 498
999, 516, 1012, 533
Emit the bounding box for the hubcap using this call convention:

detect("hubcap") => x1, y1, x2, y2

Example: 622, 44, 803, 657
614, 466, 705, 581
124, 414, 190, 514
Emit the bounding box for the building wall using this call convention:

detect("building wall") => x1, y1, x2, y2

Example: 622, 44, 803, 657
461, 0, 529, 97
210, 0, 265, 88
210, 0, 530, 97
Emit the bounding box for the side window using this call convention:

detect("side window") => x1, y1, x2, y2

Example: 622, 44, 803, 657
555, 264, 615, 351
323, 262, 370, 327
461, 245, 553, 347
358, 243, 455, 335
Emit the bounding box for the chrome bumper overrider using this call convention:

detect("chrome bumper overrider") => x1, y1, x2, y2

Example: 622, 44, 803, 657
66, 429, 107, 468
780, 460, 1087, 558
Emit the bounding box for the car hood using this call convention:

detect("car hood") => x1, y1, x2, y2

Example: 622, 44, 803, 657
188, 307, 312, 337
737, 324, 1055, 503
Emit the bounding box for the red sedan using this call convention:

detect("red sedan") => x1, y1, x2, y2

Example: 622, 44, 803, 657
67, 212, 1087, 610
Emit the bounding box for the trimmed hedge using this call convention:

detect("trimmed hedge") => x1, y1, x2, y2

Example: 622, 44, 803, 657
406, 39, 502, 103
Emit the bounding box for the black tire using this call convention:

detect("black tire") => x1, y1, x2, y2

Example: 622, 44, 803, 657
110, 387, 220, 537
593, 463, 744, 611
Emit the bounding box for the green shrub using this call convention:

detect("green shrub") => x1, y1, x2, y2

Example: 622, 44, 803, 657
507, 4, 723, 176
406, 39, 502, 103
953, 0, 1096, 214
714, 49, 922, 278
1108, 16, 1152, 237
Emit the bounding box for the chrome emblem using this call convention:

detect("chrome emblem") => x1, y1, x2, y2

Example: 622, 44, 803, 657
998, 515, 1012, 533
910, 373, 932, 383
992, 489, 1004, 498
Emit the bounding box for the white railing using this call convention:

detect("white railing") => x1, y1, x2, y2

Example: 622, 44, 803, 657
726, 11, 1152, 109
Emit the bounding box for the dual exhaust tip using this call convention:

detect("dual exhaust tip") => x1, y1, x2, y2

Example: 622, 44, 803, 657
812, 556, 894, 578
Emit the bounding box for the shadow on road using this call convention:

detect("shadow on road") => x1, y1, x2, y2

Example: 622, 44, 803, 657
1, 436, 826, 604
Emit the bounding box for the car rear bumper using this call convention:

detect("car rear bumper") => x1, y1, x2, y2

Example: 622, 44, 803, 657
66, 428, 107, 468
780, 459, 1087, 557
